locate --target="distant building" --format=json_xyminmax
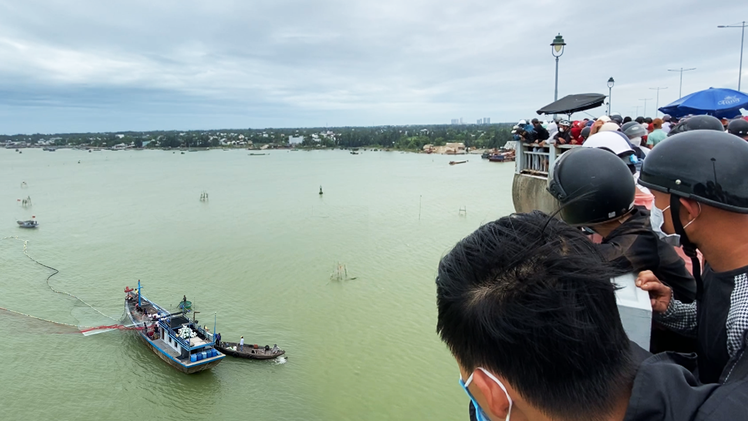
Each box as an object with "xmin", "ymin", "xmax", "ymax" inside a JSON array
[
  {"xmin": 451, "ymin": 119, "xmax": 459, "ymax": 125},
  {"xmin": 288, "ymin": 136, "xmax": 304, "ymax": 145},
  {"xmin": 476, "ymin": 119, "xmax": 483, "ymax": 125},
  {"xmin": 484, "ymin": 117, "xmax": 491, "ymax": 124}
]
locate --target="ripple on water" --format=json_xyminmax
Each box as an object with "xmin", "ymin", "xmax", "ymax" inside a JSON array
[{"xmin": 0, "ymin": 150, "xmax": 515, "ymax": 420}]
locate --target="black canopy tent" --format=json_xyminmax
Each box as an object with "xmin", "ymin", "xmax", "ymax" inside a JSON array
[{"xmin": 536, "ymin": 93, "xmax": 607, "ymax": 116}]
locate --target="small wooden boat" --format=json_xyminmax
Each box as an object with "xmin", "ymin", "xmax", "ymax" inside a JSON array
[
  {"xmin": 215, "ymin": 342, "xmax": 285, "ymax": 360},
  {"xmin": 350, "ymin": 151, "xmax": 359, "ymax": 155},
  {"xmin": 249, "ymin": 153, "xmax": 267, "ymax": 156},
  {"xmin": 124, "ymin": 282, "xmax": 224, "ymax": 374},
  {"xmin": 449, "ymin": 160, "xmax": 468, "ymax": 165},
  {"xmin": 17, "ymin": 220, "xmax": 38, "ymax": 228}
]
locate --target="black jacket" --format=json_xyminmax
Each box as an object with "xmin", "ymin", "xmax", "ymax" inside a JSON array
[
  {"xmin": 553, "ymin": 129, "xmax": 571, "ymax": 145},
  {"xmin": 625, "ymin": 347, "xmax": 748, "ymax": 420},
  {"xmin": 533, "ymin": 125, "xmax": 549, "ymax": 141},
  {"xmin": 468, "ymin": 341, "xmax": 748, "ymax": 421},
  {"xmin": 597, "ymin": 207, "xmax": 698, "ymax": 354},
  {"xmin": 597, "ymin": 207, "xmax": 697, "ymax": 303}
]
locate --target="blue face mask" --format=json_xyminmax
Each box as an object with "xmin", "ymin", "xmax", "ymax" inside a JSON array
[{"xmin": 459, "ymin": 368, "xmax": 513, "ymax": 421}]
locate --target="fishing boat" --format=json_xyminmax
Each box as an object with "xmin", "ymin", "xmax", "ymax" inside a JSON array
[
  {"xmin": 124, "ymin": 282, "xmax": 224, "ymax": 374},
  {"xmin": 489, "ymin": 153, "xmax": 515, "ymax": 162},
  {"xmin": 215, "ymin": 342, "xmax": 285, "ymax": 360},
  {"xmin": 17, "ymin": 219, "xmax": 38, "ymax": 228},
  {"xmin": 449, "ymin": 160, "xmax": 468, "ymax": 165},
  {"xmin": 249, "ymin": 153, "xmax": 267, "ymax": 156}
]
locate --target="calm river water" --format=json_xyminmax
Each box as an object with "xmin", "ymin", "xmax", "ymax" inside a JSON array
[{"xmin": 0, "ymin": 148, "xmax": 515, "ymax": 420}]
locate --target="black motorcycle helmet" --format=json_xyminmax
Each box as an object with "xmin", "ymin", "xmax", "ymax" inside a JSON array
[
  {"xmin": 621, "ymin": 121, "xmax": 647, "ymax": 139},
  {"xmin": 580, "ymin": 126, "xmax": 591, "ymax": 141},
  {"xmin": 727, "ymin": 118, "xmax": 748, "ymax": 137},
  {"xmin": 639, "ymin": 130, "xmax": 748, "ymax": 213},
  {"xmin": 667, "ymin": 115, "xmax": 724, "ymax": 137},
  {"xmin": 548, "ymin": 148, "xmax": 636, "ymax": 226}
]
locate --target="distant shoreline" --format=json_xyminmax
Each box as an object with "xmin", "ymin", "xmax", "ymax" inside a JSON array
[{"xmin": 2, "ymin": 144, "xmax": 497, "ymax": 157}]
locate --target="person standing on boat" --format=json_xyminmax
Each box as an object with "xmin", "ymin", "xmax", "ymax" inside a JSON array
[
  {"xmin": 636, "ymin": 130, "xmax": 748, "ymax": 384},
  {"xmin": 548, "ymin": 147, "xmax": 697, "ymax": 353},
  {"xmin": 239, "ymin": 336, "xmax": 244, "ymax": 351},
  {"xmin": 215, "ymin": 332, "xmax": 221, "ymax": 347}
]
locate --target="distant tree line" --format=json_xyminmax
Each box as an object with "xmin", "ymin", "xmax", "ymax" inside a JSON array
[{"xmin": 0, "ymin": 124, "xmax": 514, "ymax": 150}]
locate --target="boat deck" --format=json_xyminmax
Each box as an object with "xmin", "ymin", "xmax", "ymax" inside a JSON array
[
  {"xmin": 152, "ymin": 338, "xmax": 182, "ymax": 359},
  {"xmin": 188, "ymin": 337, "xmax": 209, "ymax": 347}
]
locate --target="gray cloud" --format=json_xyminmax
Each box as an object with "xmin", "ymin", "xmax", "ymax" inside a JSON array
[{"xmin": 0, "ymin": 0, "xmax": 746, "ymax": 133}]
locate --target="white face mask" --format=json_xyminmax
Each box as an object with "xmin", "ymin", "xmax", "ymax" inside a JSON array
[
  {"xmin": 650, "ymin": 204, "xmax": 697, "ymax": 247},
  {"xmin": 559, "ymin": 128, "xmax": 565, "ymax": 132}
]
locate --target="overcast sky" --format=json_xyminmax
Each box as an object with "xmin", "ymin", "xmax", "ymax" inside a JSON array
[{"xmin": 0, "ymin": 0, "xmax": 747, "ymax": 134}]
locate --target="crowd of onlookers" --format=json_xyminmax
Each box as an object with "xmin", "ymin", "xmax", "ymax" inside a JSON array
[
  {"xmin": 439, "ymin": 111, "xmax": 748, "ymax": 421},
  {"xmin": 511, "ymin": 113, "xmax": 748, "ymax": 149}
]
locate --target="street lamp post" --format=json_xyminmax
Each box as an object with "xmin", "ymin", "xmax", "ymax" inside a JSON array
[
  {"xmin": 718, "ymin": 21, "xmax": 747, "ymax": 91},
  {"xmin": 550, "ymin": 33, "xmax": 566, "ymax": 120},
  {"xmin": 649, "ymin": 87, "xmax": 668, "ymax": 117},
  {"xmin": 607, "ymin": 77, "xmax": 615, "ymax": 116},
  {"xmin": 667, "ymin": 68, "xmax": 696, "ymax": 98},
  {"xmin": 639, "ymin": 98, "xmax": 653, "ymax": 117}
]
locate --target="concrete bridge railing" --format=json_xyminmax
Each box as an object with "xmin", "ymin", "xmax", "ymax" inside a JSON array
[{"xmin": 512, "ymin": 143, "xmax": 580, "ymax": 213}]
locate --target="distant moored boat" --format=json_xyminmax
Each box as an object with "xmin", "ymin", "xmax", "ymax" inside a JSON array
[{"xmin": 17, "ymin": 219, "xmax": 38, "ymax": 228}]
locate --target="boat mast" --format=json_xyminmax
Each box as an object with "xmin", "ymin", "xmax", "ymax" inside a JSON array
[
  {"xmin": 213, "ymin": 312, "xmax": 217, "ymax": 345},
  {"xmin": 138, "ymin": 280, "xmax": 141, "ymax": 308}
]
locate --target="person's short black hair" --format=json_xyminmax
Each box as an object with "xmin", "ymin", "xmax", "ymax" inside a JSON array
[
  {"xmin": 436, "ymin": 211, "xmax": 635, "ymax": 420},
  {"xmin": 531, "ymin": 118, "xmax": 539, "ymax": 124}
]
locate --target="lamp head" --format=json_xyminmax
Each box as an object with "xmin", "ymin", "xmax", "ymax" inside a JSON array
[
  {"xmin": 551, "ymin": 33, "xmax": 566, "ymax": 57},
  {"xmin": 607, "ymin": 77, "xmax": 615, "ymax": 88}
]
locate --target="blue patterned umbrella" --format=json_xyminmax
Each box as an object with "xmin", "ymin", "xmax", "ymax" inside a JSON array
[{"xmin": 659, "ymin": 87, "xmax": 748, "ymax": 118}]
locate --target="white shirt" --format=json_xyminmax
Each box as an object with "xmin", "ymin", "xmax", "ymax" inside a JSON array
[
  {"xmin": 661, "ymin": 122, "xmax": 671, "ymax": 134},
  {"xmin": 546, "ymin": 122, "xmax": 558, "ymax": 139},
  {"xmin": 239, "ymin": 338, "xmax": 244, "ymax": 345}
]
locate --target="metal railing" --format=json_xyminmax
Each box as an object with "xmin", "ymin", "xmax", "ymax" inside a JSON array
[
  {"xmin": 157, "ymin": 320, "xmax": 216, "ymax": 351},
  {"xmin": 515, "ymin": 143, "xmax": 579, "ymax": 179},
  {"xmin": 160, "ymin": 320, "xmax": 192, "ymax": 350}
]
